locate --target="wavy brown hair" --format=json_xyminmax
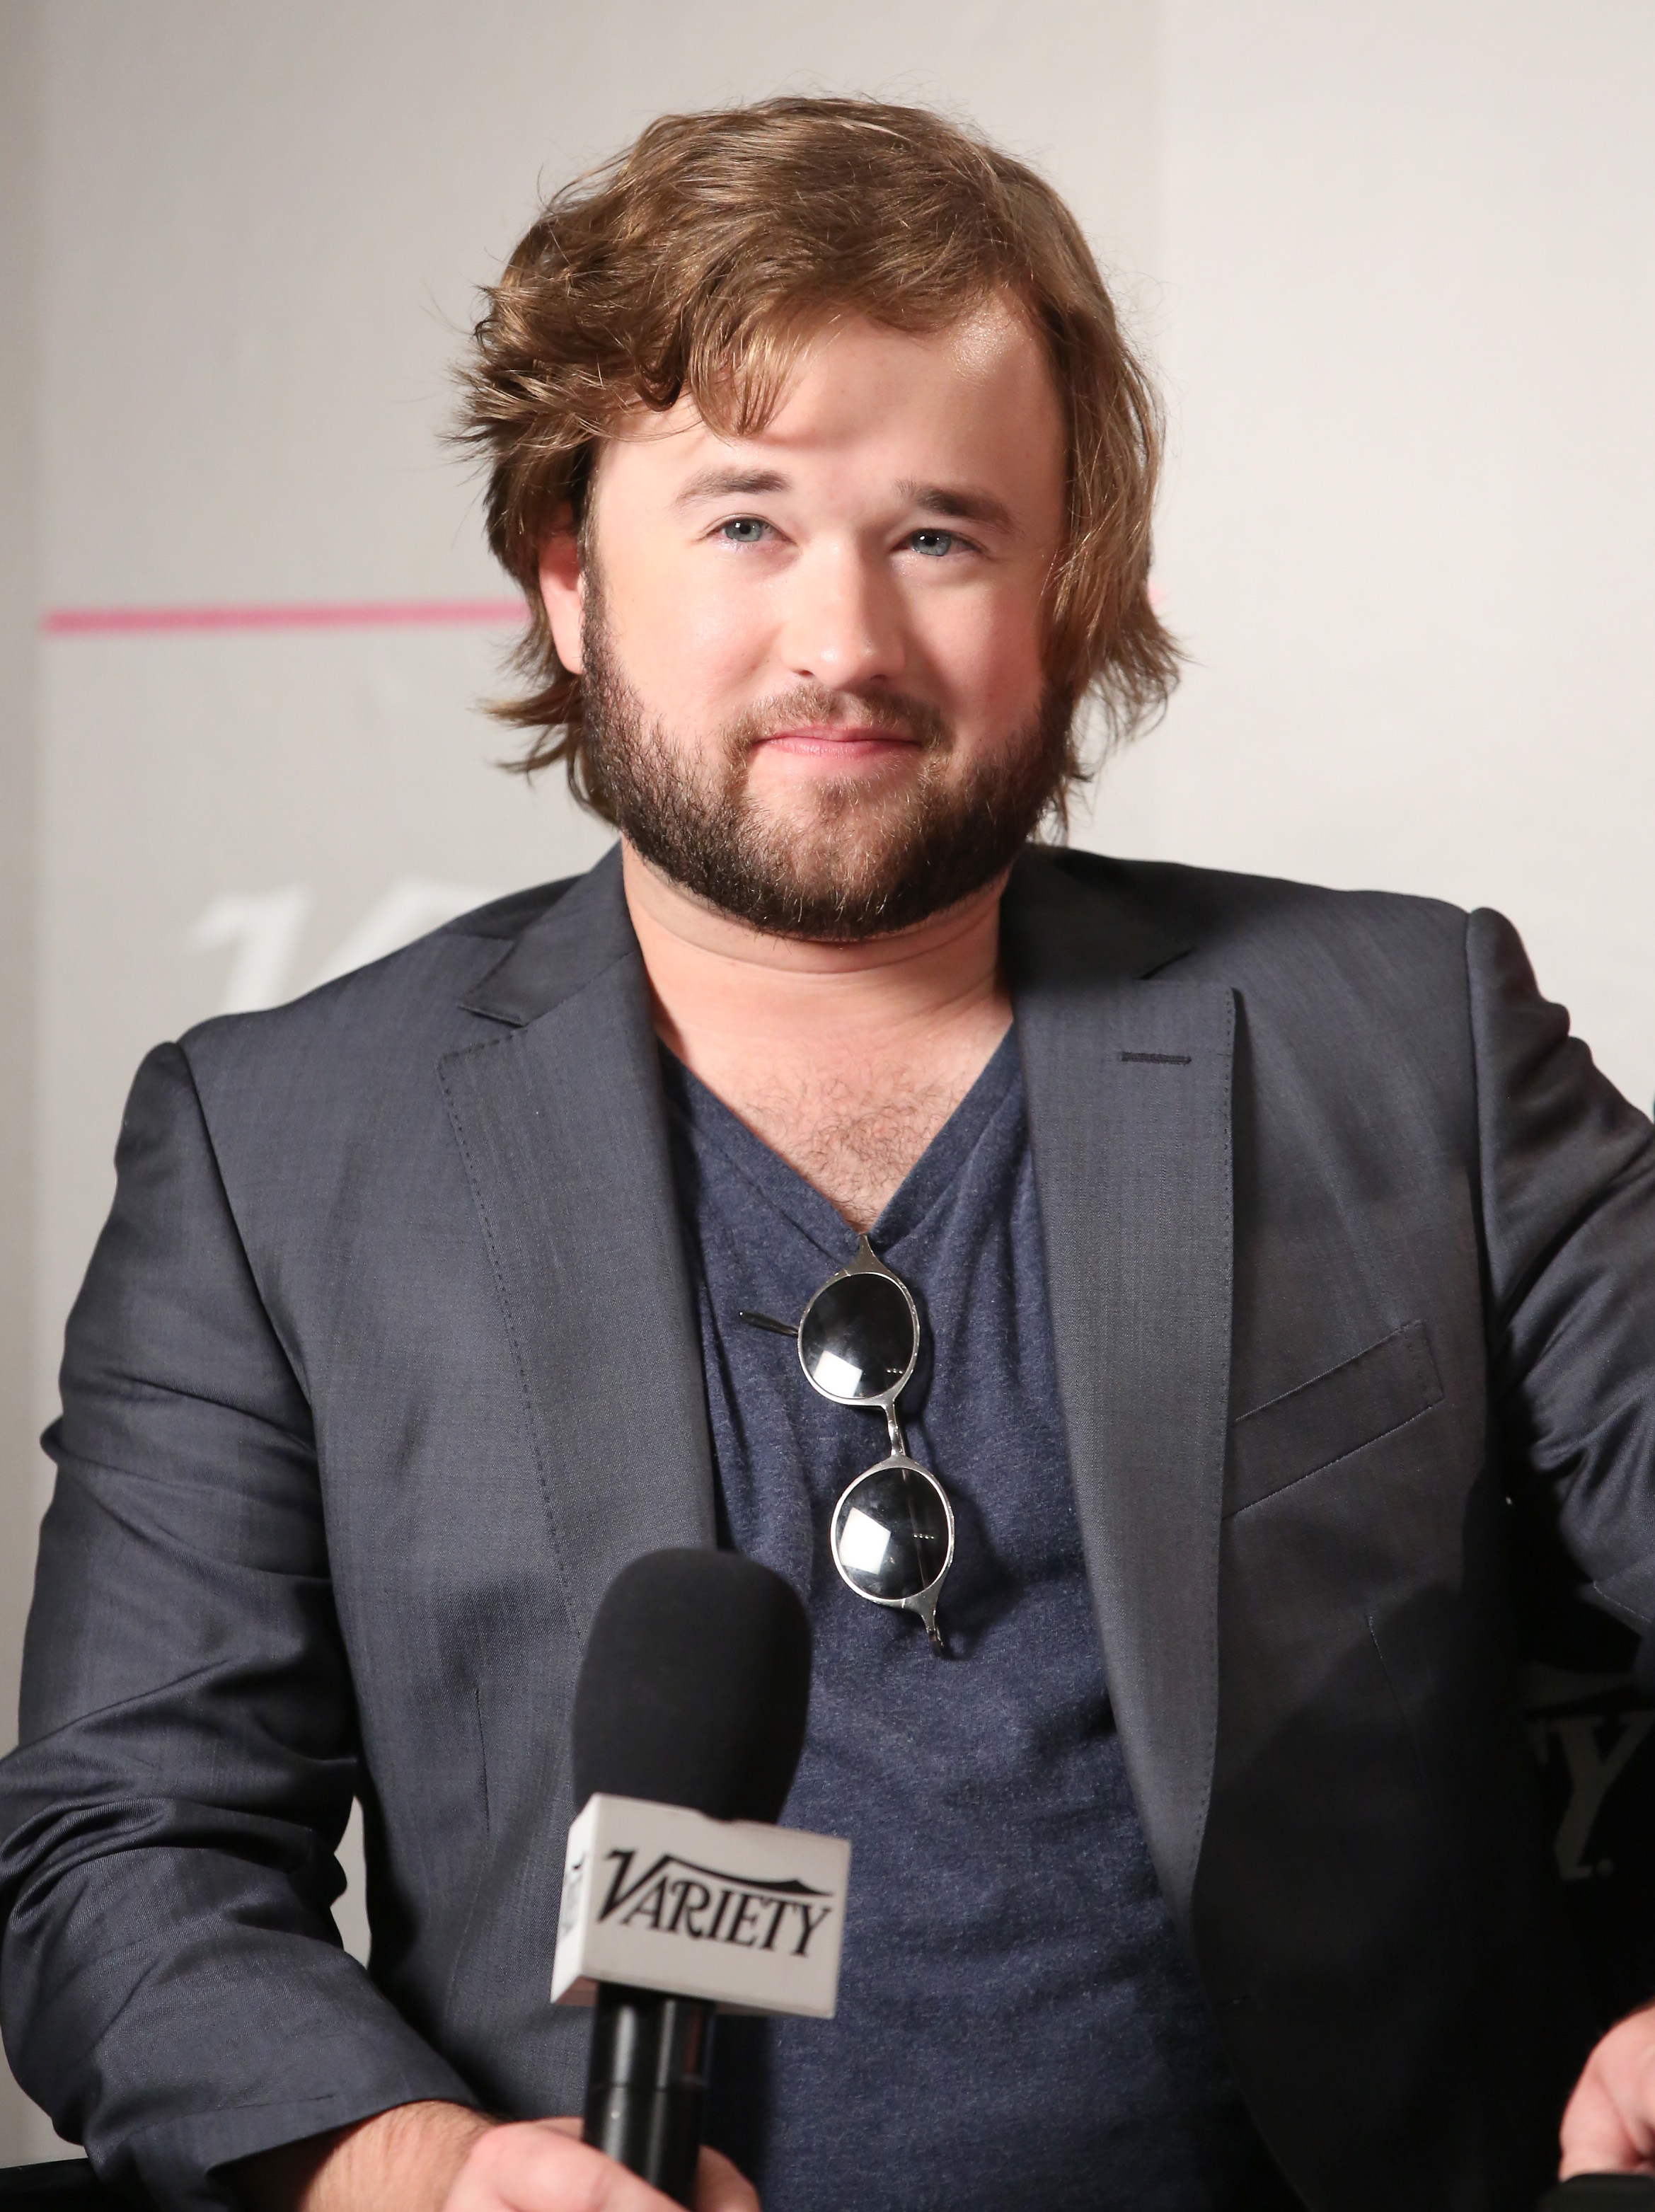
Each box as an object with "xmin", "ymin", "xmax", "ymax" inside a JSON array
[{"xmin": 456, "ymin": 96, "xmax": 1178, "ymax": 817}]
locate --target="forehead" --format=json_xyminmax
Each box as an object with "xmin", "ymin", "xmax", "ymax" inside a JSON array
[{"xmin": 598, "ymin": 300, "xmax": 1065, "ymax": 499}]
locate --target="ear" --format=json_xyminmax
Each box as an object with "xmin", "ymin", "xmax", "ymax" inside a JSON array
[{"xmin": 538, "ymin": 514, "xmax": 584, "ymax": 674}]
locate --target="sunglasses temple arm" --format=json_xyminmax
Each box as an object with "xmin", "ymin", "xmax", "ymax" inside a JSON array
[
  {"xmin": 911, "ymin": 1585, "xmax": 945, "ymax": 1652},
  {"xmin": 737, "ymin": 1308, "xmax": 799, "ymax": 1340}
]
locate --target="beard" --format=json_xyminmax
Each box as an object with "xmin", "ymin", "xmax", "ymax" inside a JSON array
[{"xmin": 578, "ymin": 592, "xmax": 1073, "ymax": 943}]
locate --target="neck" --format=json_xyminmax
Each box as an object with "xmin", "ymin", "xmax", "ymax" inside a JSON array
[
  {"xmin": 620, "ymin": 842, "xmax": 1011, "ymax": 1070},
  {"xmin": 621, "ymin": 843, "xmax": 1017, "ymax": 1230}
]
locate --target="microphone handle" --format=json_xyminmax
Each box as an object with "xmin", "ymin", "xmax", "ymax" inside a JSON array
[{"xmin": 583, "ymin": 1983, "xmax": 716, "ymax": 2206}]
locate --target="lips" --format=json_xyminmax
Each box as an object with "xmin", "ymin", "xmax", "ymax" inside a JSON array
[{"xmin": 754, "ymin": 725, "xmax": 922, "ymax": 754}]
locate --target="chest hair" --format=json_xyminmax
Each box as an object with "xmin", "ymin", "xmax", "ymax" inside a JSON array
[{"xmin": 728, "ymin": 1060, "xmax": 984, "ymax": 1232}]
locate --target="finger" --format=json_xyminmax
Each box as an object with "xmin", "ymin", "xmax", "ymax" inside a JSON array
[
  {"xmin": 694, "ymin": 2145, "xmax": 762, "ymax": 2211},
  {"xmin": 445, "ymin": 2118, "xmax": 684, "ymax": 2211},
  {"xmin": 1561, "ymin": 2016, "xmax": 1655, "ymax": 2179},
  {"xmin": 1561, "ymin": 2068, "xmax": 1648, "ymax": 2178}
]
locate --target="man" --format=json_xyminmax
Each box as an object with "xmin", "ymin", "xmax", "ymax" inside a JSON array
[{"xmin": 3, "ymin": 94, "xmax": 1655, "ymax": 2212}]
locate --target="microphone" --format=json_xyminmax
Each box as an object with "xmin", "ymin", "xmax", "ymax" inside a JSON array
[{"xmin": 558, "ymin": 1548, "xmax": 838, "ymax": 2208}]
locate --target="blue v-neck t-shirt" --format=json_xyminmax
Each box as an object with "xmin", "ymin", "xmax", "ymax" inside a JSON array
[{"xmin": 659, "ymin": 1030, "xmax": 1291, "ymax": 2211}]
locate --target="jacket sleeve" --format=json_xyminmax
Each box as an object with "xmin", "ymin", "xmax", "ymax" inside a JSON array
[
  {"xmin": 1468, "ymin": 909, "xmax": 1655, "ymax": 1627},
  {"xmin": 0, "ymin": 1043, "xmax": 481, "ymax": 2209}
]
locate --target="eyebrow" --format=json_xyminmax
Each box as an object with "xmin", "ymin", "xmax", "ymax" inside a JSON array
[
  {"xmin": 671, "ymin": 466, "xmax": 1020, "ymax": 535},
  {"xmin": 673, "ymin": 466, "xmax": 790, "ymax": 506},
  {"xmin": 897, "ymin": 480, "xmax": 1019, "ymax": 534}
]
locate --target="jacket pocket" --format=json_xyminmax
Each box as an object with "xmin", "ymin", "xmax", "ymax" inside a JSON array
[{"xmin": 1227, "ymin": 1320, "xmax": 1443, "ymax": 1516}]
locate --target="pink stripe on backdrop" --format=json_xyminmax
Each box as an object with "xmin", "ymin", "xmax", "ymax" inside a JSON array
[{"xmin": 40, "ymin": 598, "xmax": 527, "ymax": 638}]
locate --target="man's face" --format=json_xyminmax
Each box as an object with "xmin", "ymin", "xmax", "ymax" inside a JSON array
[{"xmin": 539, "ymin": 300, "xmax": 1070, "ymax": 939}]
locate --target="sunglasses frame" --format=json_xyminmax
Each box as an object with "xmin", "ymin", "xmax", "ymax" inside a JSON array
[
  {"xmin": 744, "ymin": 1235, "xmax": 955, "ymax": 1649},
  {"xmin": 828, "ymin": 1452, "xmax": 955, "ymax": 1644},
  {"xmin": 797, "ymin": 1234, "xmax": 920, "ymax": 1416}
]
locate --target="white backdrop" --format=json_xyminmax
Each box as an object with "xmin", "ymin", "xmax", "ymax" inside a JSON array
[{"xmin": 3, "ymin": 0, "xmax": 1652, "ymax": 2162}]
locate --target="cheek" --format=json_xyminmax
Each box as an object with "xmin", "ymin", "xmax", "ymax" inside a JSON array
[
  {"xmin": 918, "ymin": 585, "xmax": 1049, "ymax": 732},
  {"xmin": 606, "ymin": 552, "xmax": 774, "ymax": 713}
]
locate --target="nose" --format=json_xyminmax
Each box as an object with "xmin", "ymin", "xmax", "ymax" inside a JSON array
[{"xmin": 775, "ymin": 540, "xmax": 905, "ymax": 693}]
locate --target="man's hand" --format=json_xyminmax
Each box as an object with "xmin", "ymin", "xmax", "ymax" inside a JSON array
[
  {"xmin": 1562, "ymin": 2005, "xmax": 1655, "ymax": 2176},
  {"xmin": 446, "ymin": 2119, "xmax": 758, "ymax": 2211},
  {"xmin": 232, "ymin": 2099, "xmax": 759, "ymax": 2211}
]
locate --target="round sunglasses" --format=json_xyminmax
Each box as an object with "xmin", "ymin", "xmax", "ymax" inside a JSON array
[{"xmin": 740, "ymin": 1236, "xmax": 954, "ymax": 1651}]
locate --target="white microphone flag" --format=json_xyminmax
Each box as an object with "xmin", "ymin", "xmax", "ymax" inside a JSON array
[{"xmin": 552, "ymin": 1793, "xmax": 850, "ymax": 2019}]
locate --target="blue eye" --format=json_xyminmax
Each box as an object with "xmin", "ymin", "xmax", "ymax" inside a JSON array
[
  {"xmin": 909, "ymin": 529, "xmax": 957, "ymax": 558},
  {"xmin": 719, "ymin": 517, "xmax": 768, "ymax": 544}
]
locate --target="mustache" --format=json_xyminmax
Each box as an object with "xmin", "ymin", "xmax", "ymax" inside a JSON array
[{"xmin": 721, "ymin": 685, "xmax": 950, "ymax": 754}]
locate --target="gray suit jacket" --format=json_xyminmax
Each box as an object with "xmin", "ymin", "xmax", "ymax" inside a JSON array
[{"xmin": 4, "ymin": 846, "xmax": 1654, "ymax": 2211}]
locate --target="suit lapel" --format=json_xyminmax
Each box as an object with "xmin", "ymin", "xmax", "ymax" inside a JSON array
[
  {"xmin": 440, "ymin": 849, "xmax": 715, "ymax": 1646},
  {"xmin": 1005, "ymin": 853, "xmax": 1235, "ymax": 1935}
]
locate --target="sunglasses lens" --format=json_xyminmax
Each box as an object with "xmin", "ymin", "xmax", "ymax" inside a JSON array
[
  {"xmin": 800, "ymin": 1274, "xmax": 915, "ymax": 1402},
  {"xmin": 832, "ymin": 1465, "xmax": 951, "ymax": 1603}
]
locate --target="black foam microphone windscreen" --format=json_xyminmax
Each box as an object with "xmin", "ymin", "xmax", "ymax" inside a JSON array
[{"xmin": 571, "ymin": 1547, "xmax": 812, "ymax": 1824}]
